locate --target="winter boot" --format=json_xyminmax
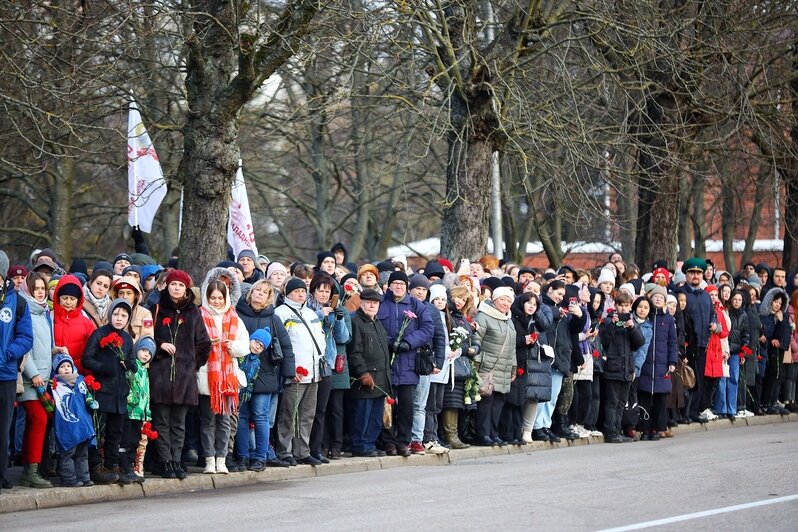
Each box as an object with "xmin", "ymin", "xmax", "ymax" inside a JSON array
[
  {"xmin": 90, "ymin": 465, "xmax": 120, "ymax": 485},
  {"xmin": 203, "ymin": 457, "xmax": 216, "ymax": 474},
  {"xmin": 215, "ymin": 456, "xmax": 229, "ymax": 474},
  {"xmin": 133, "ymin": 440, "xmax": 147, "ymax": 479},
  {"xmin": 441, "ymin": 409, "xmax": 470, "ymax": 449},
  {"xmin": 20, "ymin": 463, "xmax": 53, "ymax": 489}
]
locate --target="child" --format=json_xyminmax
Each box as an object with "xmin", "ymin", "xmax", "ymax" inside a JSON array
[
  {"xmin": 124, "ymin": 336, "xmax": 155, "ymax": 482},
  {"xmin": 51, "ymin": 354, "xmax": 98, "ymax": 487},
  {"xmin": 81, "ymin": 298, "xmax": 137, "ymax": 484}
]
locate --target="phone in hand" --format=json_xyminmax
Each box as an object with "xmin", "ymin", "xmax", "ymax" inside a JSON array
[
  {"xmin": 569, "ymin": 297, "xmax": 578, "ymax": 306},
  {"xmin": 330, "ymin": 294, "xmax": 339, "ymax": 308}
]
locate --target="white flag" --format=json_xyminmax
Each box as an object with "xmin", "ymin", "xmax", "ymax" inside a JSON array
[
  {"xmin": 127, "ymin": 99, "xmax": 167, "ymax": 233},
  {"xmin": 228, "ymin": 161, "xmax": 258, "ymax": 257}
]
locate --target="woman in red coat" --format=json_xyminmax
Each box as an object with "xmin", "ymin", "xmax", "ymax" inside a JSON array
[
  {"xmin": 52, "ymin": 275, "xmax": 96, "ymax": 373},
  {"xmin": 700, "ymin": 285, "xmax": 729, "ymax": 421}
]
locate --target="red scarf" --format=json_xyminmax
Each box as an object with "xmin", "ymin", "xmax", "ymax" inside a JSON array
[{"xmin": 201, "ymin": 306, "xmax": 240, "ymax": 415}]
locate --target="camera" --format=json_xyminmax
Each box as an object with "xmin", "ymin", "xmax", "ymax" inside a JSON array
[{"xmin": 618, "ymin": 312, "xmax": 631, "ymax": 322}]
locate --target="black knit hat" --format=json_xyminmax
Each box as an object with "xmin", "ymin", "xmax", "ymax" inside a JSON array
[
  {"xmin": 409, "ymin": 274, "xmax": 430, "ymax": 290},
  {"xmin": 423, "ymin": 261, "xmax": 445, "ymax": 280},
  {"xmin": 316, "ymin": 251, "xmax": 336, "ymax": 268},
  {"xmin": 482, "ymin": 277, "xmax": 503, "ymax": 292},
  {"xmin": 57, "ymin": 283, "xmax": 82, "ymax": 300},
  {"xmin": 388, "ymin": 271, "xmax": 409, "ymax": 286},
  {"xmin": 284, "ymin": 277, "xmax": 307, "ymax": 295}
]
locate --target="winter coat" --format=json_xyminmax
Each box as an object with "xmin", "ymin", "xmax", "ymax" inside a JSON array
[
  {"xmin": 638, "ymin": 309, "xmax": 678, "ymax": 395},
  {"xmin": 20, "ymin": 291, "xmax": 53, "ymax": 401},
  {"xmin": 741, "ymin": 304, "xmax": 762, "ymax": 386},
  {"xmin": 51, "ymin": 355, "xmax": 95, "ymax": 453},
  {"xmin": 574, "ymin": 314, "xmax": 595, "ymax": 382},
  {"xmin": 442, "ymin": 308, "xmax": 480, "ymax": 409},
  {"xmin": 150, "ymin": 288, "xmax": 212, "ymax": 406},
  {"xmin": 306, "ymin": 297, "xmax": 350, "ymax": 379},
  {"xmin": 599, "ymin": 313, "xmax": 645, "ymax": 382},
  {"xmin": 377, "ymin": 289, "xmax": 434, "ymax": 386},
  {"xmin": 242, "ymin": 268, "xmax": 264, "ymax": 286},
  {"xmin": 727, "ymin": 306, "xmax": 750, "ymax": 356},
  {"xmin": 330, "ymin": 310, "xmax": 353, "ymax": 390},
  {"xmin": 52, "ymin": 275, "xmax": 96, "ymax": 374},
  {"xmin": 110, "ymin": 276, "xmax": 154, "ymax": 341},
  {"xmin": 789, "ymin": 306, "xmax": 798, "ymax": 364},
  {"xmin": 426, "ymin": 301, "xmax": 448, "ymax": 372},
  {"xmin": 81, "ymin": 310, "xmax": 137, "ymax": 415},
  {"xmin": 510, "ymin": 300, "xmax": 552, "ymax": 404},
  {"xmin": 0, "ymin": 287, "xmax": 32, "ymax": 383},
  {"xmin": 508, "ymin": 303, "xmax": 533, "ymax": 406},
  {"xmin": 705, "ymin": 304, "xmax": 730, "ymax": 378},
  {"xmin": 541, "ymin": 293, "xmax": 587, "ymax": 375},
  {"xmin": 347, "ymin": 309, "xmax": 392, "ymax": 400},
  {"xmin": 682, "ymin": 285, "xmax": 713, "ymax": 349},
  {"xmin": 275, "ymin": 298, "xmax": 326, "ymax": 383},
  {"xmin": 235, "ymin": 299, "xmax": 295, "ymax": 394},
  {"xmin": 633, "ymin": 318, "xmax": 653, "ymax": 377},
  {"xmin": 474, "ymin": 300, "xmax": 517, "ymax": 394},
  {"xmin": 127, "ymin": 359, "xmax": 151, "ymax": 421}
]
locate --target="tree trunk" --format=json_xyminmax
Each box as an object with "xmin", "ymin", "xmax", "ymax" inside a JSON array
[
  {"xmin": 439, "ymin": 93, "xmax": 493, "ymax": 261},
  {"xmin": 692, "ymin": 177, "xmax": 706, "ymax": 257},
  {"xmin": 51, "ymin": 156, "xmax": 74, "ymax": 264},
  {"xmin": 721, "ymin": 175, "xmax": 736, "ymax": 274},
  {"xmin": 677, "ymin": 175, "xmax": 693, "ymax": 260}
]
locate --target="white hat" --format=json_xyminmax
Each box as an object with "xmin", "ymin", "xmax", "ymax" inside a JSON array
[
  {"xmin": 618, "ymin": 283, "xmax": 636, "ymax": 296},
  {"xmin": 492, "ymin": 286, "xmax": 515, "ymax": 303},
  {"xmin": 429, "ymin": 284, "xmax": 447, "ymax": 302},
  {"xmin": 597, "ymin": 268, "xmax": 616, "ymax": 287}
]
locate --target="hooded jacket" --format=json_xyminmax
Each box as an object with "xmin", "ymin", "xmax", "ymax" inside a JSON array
[
  {"xmin": 235, "ymin": 298, "xmax": 295, "ymax": 393},
  {"xmin": 275, "ymin": 297, "xmax": 326, "ymax": 384},
  {"xmin": 638, "ymin": 308, "xmax": 678, "ymax": 394},
  {"xmin": 53, "ymin": 275, "xmax": 96, "ymax": 373},
  {"xmin": 81, "ymin": 299, "xmax": 137, "ymax": 414},
  {"xmin": 51, "ymin": 354, "xmax": 95, "ymax": 452},
  {"xmin": 758, "ymin": 287, "xmax": 790, "ymax": 375},
  {"xmin": 599, "ymin": 310, "xmax": 645, "ymax": 382},
  {"xmin": 474, "ymin": 299, "xmax": 517, "ymax": 394},
  {"xmin": 19, "ymin": 290, "xmax": 53, "ymax": 401},
  {"xmin": 541, "ymin": 293, "xmax": 587, "ymax": 374},
  {"xmin": 110, "ymin": 276, "xmax": 154, "ymax": 341},
  {"xmin": 128, "ymin": 336, "xmax": 155, "ymax": 421},
  {"xmin": 0, "ymin": 285, "xmax": 33, "ymax": 382}
]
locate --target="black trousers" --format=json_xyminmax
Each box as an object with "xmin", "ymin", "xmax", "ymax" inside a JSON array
[
  {"xmin": 324, "ymin": 388, "xmax": 346, "ymax": 453},
  {"xmin": 309, "ymin": 376, "xmax": 333, "ymax": 456},
  {"xmin": 120, "ymin": 419, "xmax": 142, "ymax": 473},
  {"xmin": 701, "ymin": 377, "xmax": 718, "ymax": 412},
  {"xmin": 151, "ymin": 403, "xmax": 189, "ymax": 463},
  {"xmin": 498, "ymin": 402, "xmax": 522, "ymax": 441},
  {"xmin": 762, "ymin": 347, "xmax": 784, "ymax": 407},
  {"xmin": 0, "ymin": 381, "xmax": 16, "ymax": 484},
  {"xmin": 476, "ymin": 391, "xmax": 505, "ymax": 440},
  {"xmin": 638, "ymin": 391, "xmax": 668, "ymax": 433},
  {"xmin": 602, "ymin": 378, "xmax": 630, "ymax": 436},
  {"xmin": 88, "ymin": 411, "xmax": 125, "ymax": 470},
  {"xmin": 378, "ymin": 384, "xmax": 415, "ymax": 449}
]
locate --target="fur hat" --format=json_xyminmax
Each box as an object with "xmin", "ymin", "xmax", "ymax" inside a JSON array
[
  {"xmin": 359, "ymin": 288, "xmax": 382, "ymax": 302},
  {"xmin": 0, "ymin": 251, "xmax": 9, "ymax": 280},
  {"xmin": 358, "ymin": 264, "xmax": 379, "ymax": 280},
  {"xmin": 165, "ymin": 269, "xmax": 192, "ymax": 288}
]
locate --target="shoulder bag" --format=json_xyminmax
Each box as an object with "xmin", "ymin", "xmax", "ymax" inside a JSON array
[{"xmin": 287, "ymin": 306, "xmax": 329, "ymax": 376}]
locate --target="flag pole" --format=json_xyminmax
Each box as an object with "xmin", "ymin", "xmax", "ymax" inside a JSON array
[{"xmin": 178, "ymin": 188, "xmax": 184, "ymax": 239}]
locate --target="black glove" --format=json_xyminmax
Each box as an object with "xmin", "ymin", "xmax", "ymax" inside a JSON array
[
  {"xmin": 334, "ymin": 307, "xmax": 345, "ymax": 320},
  {"xmin": 396, "ymin": 340, "xmax": 411, "ymax": 353},
  {"xmin": 131, "ymin": 225, "xmax": 145, "ymax": 244}
]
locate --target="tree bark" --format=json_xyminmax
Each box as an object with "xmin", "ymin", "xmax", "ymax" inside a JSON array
[{"xmin": 51, "ymin": 156, "xmax": 74, "ymax": 264}]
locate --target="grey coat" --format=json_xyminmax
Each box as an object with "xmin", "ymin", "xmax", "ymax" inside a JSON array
[
  {"xmin": 474, "ymin": 301, "xmax": 517, "ymax": 394},
  {"xmin": 20, "ymin": 292, "xmax": 53, "ymax": 402}
]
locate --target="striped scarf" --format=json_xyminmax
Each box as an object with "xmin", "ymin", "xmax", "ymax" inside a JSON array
[{"xmin": 201, "ymin": 306, "xmax": 240, "ymax": 416}]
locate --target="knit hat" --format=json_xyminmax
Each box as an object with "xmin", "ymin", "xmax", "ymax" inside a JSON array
[
  {"xmin": 357, "ymin": 264, "xmax": 379, "ymax": 280},
  {"xmin": 652, "ymin": 267, "xmax": 671, "ymax": 284},
  {"xmin": 597, "ymin": 268, "xmax": 616, "ymax": 287},
  {"xmin": 340, "ymin": 273, "xmax": 356, "ymax": 286},
  {"xmin": 93, "ymin": 261, "xmax": 114, "ymax": 274},
  {"xmin": 52, "ymin": 354, "xmax": 75, "ymax": 376},
  {"xmin": 316, "ymin": 251, "xmax": 336, "ymax": 269},
  {"xmin": 266, "ymin": 262, "xmax": 288, "ymax": 279},
  {"xmin": 672, "ymin": 271, "xmax": 686, "ymax": 285},
  {"xmin": 165, "ymin": 269, "xmax": 192, "ymax": 288},
  {"xmin": 647, "ymin": 285, "xmax": 667, "ymax": 299},
  {"xmin": 492, "ymin": 286, "xmax": 515, "ymax": 303},
  {"xmin": 518, "ymin": 267, "xmax": 536, "ymax": 277},
  {"xmin": 257, "ymin": 255, "xmax": 270, "ymax": 265},
  {"xmin": 666, "ymin": 294, "xmax": 677, "ymax": 306},
  {"xmin": 359, "ymin": 288, "xmax": 382, "ymax": 302},
  {"xmin": 130, "ymin": 253, "xmax": 157, "ymax": 266},
  {"xmin": 376, "ymin": 261, "xmax": 395, "ymax": 273},
  {"xmin": 704, "ymin": 284, "xmax": 718, "ymax": 294},
  {"xmin": 424, "ymin": 261, "xmax": 445, "ymax": 280},
  {"xmin": 122, "ymin": 265, "xmax": 143, "ymax": 279},
  {"xmin": 284, "ymin": 277, "xmax": 306, "ymax": 296},
  {"xmin": 57, "ymin": 283, "xmax": 82, "ymax": 299},
  {"xmin": 438, "ymin": 258, "xmax": 454, "ymax": 272},
  {"xmin": 113, "ymin": 253, "xmax": 132, "ymax": 266},
  {"xmin": 618, "ymin": 283, "xmax": 636, "ymax": 296},
  {"xmin": 429, "ymin": 284, "xmax": 447, "ymax": 302},
  {"xmin": 69, "ymin": 259, "xmax": 88, "ymax": 276},
  {"xmin": 409, "ymin": 274, "xmax": 430, "ymax": 290},
  {"xmin": 482, "ymin": 277, "xmax": 504, "ymax": 292},
  {"xmin": 0, "ymin": 251, "xmax": 8, "ymax": 280},
  {"xmin": 37, "ymin": 248, "xmax": 58, "ymax": 262},
  {"xmin": 683, "ymin": 257, "xmax": 707, "ymax": 273},
  {"xmin": 217, "ymin": 260, "xmax": 245, "ymax": 275},
  {"xmin": 250, "ymin": 328, "xmax": 273, "ymax": 349},
  {"xmin": 388, "ymin": 271, "xmax": 409, "ymax": 286},
  {"xmin": 237, "ymin": 249, "xmax": 257, "ymax": 263},
  {"xmin": 133, "ymin": 336, "xmax": 156, "ymax": 363},
  {"xmin": 747, "ymin": 273, "xmax": 762, "ymax": 288},
  {"xmin": 8, "ymin": 264, "xmax": 26, "ymax": 279}
]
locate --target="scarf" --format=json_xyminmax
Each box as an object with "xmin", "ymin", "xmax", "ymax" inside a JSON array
[
  {"xmin": 19, "ymin": 282, "xmax": 49, "ymax": 311},
  {"xmin": 83, "ymin": 284, "xmax": 110, "ymax": 321},
  {"xmin": 201, "ymin": 306, "xmax": 240, "ymax": 416}
]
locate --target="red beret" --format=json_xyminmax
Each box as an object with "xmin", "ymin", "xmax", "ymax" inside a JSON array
[
  {"xmin": 652, "ymin": 267, "xmax": 671, "ymax": 283},
  {"xmin": 165, "ymin": 269, "xmax": 192, "ymax": 288},
  {"xmin": 9, "ymin": 265, "xmax": 27, "ymax": 278},
  {"xmin": 438, "ymin": 258, "xmax": 454, "ymax": 272}
]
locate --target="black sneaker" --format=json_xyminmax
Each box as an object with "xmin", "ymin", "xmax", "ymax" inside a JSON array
[
  {"xmin": 266, "ymin": 459, "xmax": 290, "ymax": 468},
  {"xmin": 531, "ymin": 429, "xmax": 550, "ymax": 442},
  {"xmin": 543, "ymin": 428, "xmax": 561, "ymax": 443},
  {"xmin": 606, "ymin": 434, "xmax": 624, "ymax": 444},
  {"xmin": 248, "ymin": 460, "xmax": 267, "ymax": 472},
  {"xmin": 299, "ymin": 455, "xmax": 323, "ymax": 466},
  {"xmin": 282, "ymin": 455, "xmax": 298, "ymax": 466},
  {"xmin": 310, "ymin": 452, "xmax": 330, "ymax": 464},
  {"xmin": 117, "ymin": 472, "xmax": 138, "ymax": 485}
]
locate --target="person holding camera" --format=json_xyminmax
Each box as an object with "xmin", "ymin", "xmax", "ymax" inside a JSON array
[{"xmin": 599, "ymin": 291, "xmax": 645, "ymax": 443}]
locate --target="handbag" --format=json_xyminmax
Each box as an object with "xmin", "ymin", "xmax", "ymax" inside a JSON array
[
  {"xmin": 268, "ymin": 337, "xmax": 284, "ymax": 365},
  {"xmin": 722, "ymin": 361, "xmax": 730, "ymax": 378},
  {"xmin": 677, "ymin": 359, "xmax": 696, "ymax": 389},
  {"xmin": 478, "ymin": 369, "xmax": 494, "ymax": 396},
  {"xmin": 453, "ymin": 356, "xmax": 473, "ymax": 380},
  {"xmin": 334, "ymin": 354, "xmax": 345, "ymax": 373},
  {"xmin": 414, "ymin": 344, "xmax": 435, "ymax": 375},
  {"xmin": 783, "ymin": 350, "xmax": 793, "ymax": 365}
]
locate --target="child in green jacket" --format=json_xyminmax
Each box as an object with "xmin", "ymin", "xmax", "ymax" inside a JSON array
[{"xmin": 124, "ymin": 336, "xmax": 155, "ymax": 481}]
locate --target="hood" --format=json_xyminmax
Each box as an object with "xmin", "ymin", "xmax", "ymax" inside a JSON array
[
  {"xmin": 201, "ymin": 267, "xmax": 241, "ymax": 314},
  {"xmin": 331, "ymin": 242, "xmax": 347, "ymax": 263},
  {"xmin": 760, "ymin": 287, "xmax": 788, "ymax": 317},
  {"xmin": 51, "ymin": 353, "xmax": 76, "ymax": 377},
  {"xmin": 588, "ymin": 288, "xmax": 605, "ymax": 321},
  {"xmin": 111, "ymin": 275, "xmax": 142, "ymax": 302},
  {"xmin": 133, "ymin": 336, "xmax": 156, "ymax": 358},
  {"xmin": 53, "ymin": 274, "xmax": 86, "ymax": 318},
  {"xmin": 19, "ymin": 286, "xmax": 48, "ymax": 315},
  {"xmin": 107, "ymin": 298, "xmax": 133, "ymax": 329},
  {"xmin": 140, "ymin": 264, "xmax": 163, "ymax": 282}
]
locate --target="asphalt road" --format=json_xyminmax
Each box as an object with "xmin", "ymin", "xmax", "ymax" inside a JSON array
[{"xmin": 4, "ymin": 423, "xmax": 797, "ymax": 531}]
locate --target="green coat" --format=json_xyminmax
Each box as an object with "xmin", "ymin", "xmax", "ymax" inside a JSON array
[
  {"xmin": 474, "ymin": 301, "xmax": 517, "ymax": 394},
  {"xmin": 127, "ymin": 359, "xmax": 151, "ymax": 421}
]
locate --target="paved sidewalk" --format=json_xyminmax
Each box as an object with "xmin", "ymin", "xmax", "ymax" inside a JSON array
[{"xmin": 1, "ymin": 413, "xmax": 794, "ymax": 514}]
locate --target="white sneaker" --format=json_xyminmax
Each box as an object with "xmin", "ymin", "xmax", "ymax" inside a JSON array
[
  {"xmin": 521, "ymin": 431, "xmax": 533, "ymax": 444},
  {"xmin": 700, "ymin": 408, "xmax": 718, "ymax": 421},
  {"xmin": 423, "ymin": 441, "xmax": 450, "ymax": 454},
  {"xmin": 571, "ymin": 425, "xmax": 591, "ymax": 438},
  {"xmin": 215, "ymin": 456, "xmax": 229, "ymax": 474},
  {"xmin": 203, "ymin": 457, "xmax": 216, "ymax": 474},
  {"xmin": 743, "ymin": 409, "xmax": 755, "ymax": 418},
  {"xmin": 735, "ymin": 411, "xmax": 747, "ymax": 419},
  {"xmin": 589, "ymin": 429, "xmax": 604, "ymax": 437}
]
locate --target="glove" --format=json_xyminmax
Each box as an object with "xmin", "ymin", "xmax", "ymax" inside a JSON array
[
  {"xmin": 131, "ymin": 225, "xmax": 145, "ymax": 244},
  {"xmin": 88, "ymin": 400, "xmax": 99, "ymax": 410},
  {"xmin": 334, "ymin": 307, "xmax": 345, "ymax": 320},
  {"xmin": 359, "ymin": 373, "xmax": 375, "ymax": 389},
  {"xmin": 397, "ymin": 340, "xmax": 411, "ymax": 352}
]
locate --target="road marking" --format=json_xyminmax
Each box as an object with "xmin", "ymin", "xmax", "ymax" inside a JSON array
[{"xmin": 598, "ymin": 494, "xmax": 798, "ymax": 531}]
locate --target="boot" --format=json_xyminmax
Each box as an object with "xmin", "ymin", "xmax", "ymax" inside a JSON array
[
  {"xmin": 203, "ymin": 457, "xmax": 216, "ymax": 474},
  {"xmin": 216, "ymin": 457, "xmax": 229, "ymax": 474},
  {"xmin": 133, "ymin": 443, "xmax": 146, "ymax": 479},
  {"xmin": 90, "ymin": 465, "xmax": 120, "ymax": 485},
  {"xmin": 441, "ymin": 409, "xmax": 470, "ymax": 449},
  {"xmin": 521, "ymin": 431, "xmax": 533, "ymax": 444},
  {"xmin": 20, "ymin": 463, "xmax": 53, "ymax": 489}
]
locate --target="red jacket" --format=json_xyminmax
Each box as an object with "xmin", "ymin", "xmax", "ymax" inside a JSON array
[
  {"xmin": 705, "ymin": 303, "xmax": 729, "ymax": 378},
  {"xmin": 53, "ymin": 275, "xmax": 96, "ymax": 373}
]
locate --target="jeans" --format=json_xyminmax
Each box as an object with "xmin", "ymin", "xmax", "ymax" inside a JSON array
[
  {"xmin": 350, "ymin": 396, "xmax": 385, "ymax": 453},
  {"xmin": 534, "ymin": 369, "xmax": 564, "ymax": 430},
  {"xmin": 411, "ymin": 375, "xmax": 431, "ymax": 442},
  {"xmin": 424, "ymin": 383, "xmax": 445, "ymax": 442},
  {"xmin": 58, "ymin": 441, "xmax": 89, "ymax": 486},
  {"xmin": 235, "ymin": 393, "xmax": 275, "ymax": 462},
  {"xmin": 715, "ymin": 354, "xmax": 740, "ymax": 415}
]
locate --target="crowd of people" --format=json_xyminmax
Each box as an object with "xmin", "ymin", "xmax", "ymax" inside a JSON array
[{"xmin": 0, "ymin": 237, "xmax": 796, "ymax": 491}]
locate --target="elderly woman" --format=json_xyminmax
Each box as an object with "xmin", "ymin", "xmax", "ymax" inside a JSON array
[{"xmin": 473, "ymin": 286, "xmax": 517, "ymax": 446}]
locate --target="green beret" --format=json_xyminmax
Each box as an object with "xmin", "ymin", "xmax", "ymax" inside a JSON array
[{"xmin": 683, "ymin": 257, "xmax": 707, "ymax": 273}]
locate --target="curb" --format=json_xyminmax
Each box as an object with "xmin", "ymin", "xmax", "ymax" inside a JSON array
[{"xmin": 1, "ymin": 413, "xmax": 794, "ymax": 514}]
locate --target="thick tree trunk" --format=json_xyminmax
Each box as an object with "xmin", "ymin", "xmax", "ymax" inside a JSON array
[
  {"xmin": 51, "ymin": 156, "xmax": 74, "ymax": 264},
  {"xmin": 783, "ymin": 171, "xmax": 798, "ymax": 268},
  {"xmin": 721, "ymin": 176, "xmax": 736, "ymax": 274},
  {"xmin": 439, "ymin": 111, "xmax": 493, "ymax": 261}
]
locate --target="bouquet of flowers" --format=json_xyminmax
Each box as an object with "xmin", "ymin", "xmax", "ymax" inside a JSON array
[
  {"xmin": 449, "ymin": 326, "xmax": 469, "ymax": 352},
  {"xmin": 391, "ymin": 310, "xmax": 417, "ymax": 365},
  {"xmin": 100, "ymin": 332, "xmax": 125, "ymax": 361},
  {"xmin": 463, "ymin": 360, "xmax": 481, "ymax": 405}
]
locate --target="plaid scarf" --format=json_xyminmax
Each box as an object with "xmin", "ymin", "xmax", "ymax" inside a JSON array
[{"xmin": 201, "ymin": 306, "xmax": 240, "ymax": 416}]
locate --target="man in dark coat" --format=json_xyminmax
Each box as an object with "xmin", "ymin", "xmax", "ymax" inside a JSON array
[
  {"xmin": 348, "ymin": 289, "xmax": 392, "ymax": 457},
  {"xmin": 680, "ymin": 257, "xmax": 714, "ymax": 422}
]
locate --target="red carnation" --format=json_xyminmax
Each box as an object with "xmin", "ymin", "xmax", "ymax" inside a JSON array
[
  {"xmin": 84, "ymin": 375, "xmax": 101, "ymax": 392},
  {"xmin": 386, "ymin": 397, "xmax": 396, "ymax": 405},
  {"xmin": 741, "ymin": 345, "xmax": 753, "ymax": 356},
  {"xmin": 530, "ymin": 332, "xmax": 539, "ymax": 343},
  {"xmin": 592, "ymin": 350, "xmax": 600, "ymax": 359},
  {"xmin": 517, "ymin": 368, "xmax": 525, "ymax": 376},
  {"xmin": 52, "ymin": 380, "xmax": 57, "ymax": 390},
  {"xmin": 296, "ymin": 366, "xmax": 309, "ymax": 377},
  {"xmin": 162, "ymin": 317, "xmax": 172, "ymax": 326},
  {"xmin": 757, "ymin": 355, "xmax": 763, "ymax": 361},
  {"xmin": 345, "ymin": 285, "xmax": 353, "ymax": 293},
  {"xmin": 664, "ymin": 373, "xmax": 671, "ymax": 380}
]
